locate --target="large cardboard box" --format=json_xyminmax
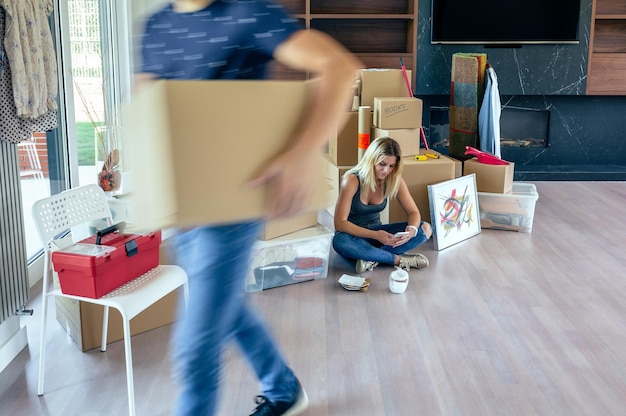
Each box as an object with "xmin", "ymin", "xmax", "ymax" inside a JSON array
[
  {"xmin": 321, "ymin": 154, "xmax": 354, "ymax": 217},
  {"xmin": 359, "ymin": 69, "xmax": 412, "ymax": 108},
  {"xmin": 373, "ymin": 127, "xmax": 421, "ymax": 156},
  {"xmin": 329, "ymin": 111, "xmax": 359, "ymax": 166},
  {"xmin": 125, "ymin": 80, "xmax": 328, "ymax": 231},
  {"xmin": 54, "ymin": 238, "xmax": 181, "ymax": 352},
  {"xmin": 452, "ymin": 156, "xmax": 463, "ymax": 178},
  {"xmin": 260, "ymin": 212, "xmax": 319, "ymax": 241},
  {"xmin": 321, "ymin": 153, "xmax": 389, "ymax": 224},
  {"xmin": 54, "ymin": 290, "xmax": 178, "ymax": 352},
  {"xmin": 373, "ymin": 97, "xmax": 422, "ymax": 129},
  {"xmin": 389, "ymin": 150, "xmax": 458, "ymax": 224},
  {"xmin": 463, "ymin": 158, "xmax": 515, "ymax": 193}
]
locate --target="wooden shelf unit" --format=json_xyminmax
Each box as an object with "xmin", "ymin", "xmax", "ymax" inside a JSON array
[
  {"xmin": 586, "ymin": 0, "xmax": 626, "ymax": 95},
  {"xmin": 269, "ymin": 0, "xmax": 418, "ymax": 84}
]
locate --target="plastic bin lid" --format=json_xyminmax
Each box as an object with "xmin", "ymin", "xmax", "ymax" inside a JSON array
[{"xmin": 57, "ymin": 243, "xmax": 116, "ymax": 257}]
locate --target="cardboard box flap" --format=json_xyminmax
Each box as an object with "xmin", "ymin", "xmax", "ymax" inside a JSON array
[{"xmin": 359, "ymin": 69, "xmax": 413, "ymax": 108}]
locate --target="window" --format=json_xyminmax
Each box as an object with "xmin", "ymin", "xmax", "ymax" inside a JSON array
[{"xmin": 19, "ymin": 0, "xmax": 132, "ymax": 270}]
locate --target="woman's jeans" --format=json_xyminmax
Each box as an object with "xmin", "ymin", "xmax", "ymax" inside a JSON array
[
  {"xmin": 332, "ymin": 221, "xmax": 430, "ymax": 265},
  {"xmin": 172, "ymin": 221, "xmax": 298, "ymax": 416}
]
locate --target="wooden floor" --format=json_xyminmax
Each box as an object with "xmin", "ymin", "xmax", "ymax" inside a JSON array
[{"xmin": 1, "ymin": 181, "xmax": 626, "ymax": 416}]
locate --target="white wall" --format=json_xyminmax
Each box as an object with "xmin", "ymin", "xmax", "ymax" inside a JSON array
[
  {"xmin": 0, "ymin": 317, "xmax": 28, "ymax": 374},
  {"xmin": 1, "ymin": 0, "xmax": 166, "ymax": 377}
]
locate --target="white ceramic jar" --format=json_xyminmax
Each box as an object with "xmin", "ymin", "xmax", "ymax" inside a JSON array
[{"xmin": 389, "ymin": 268, "xmax": 409, "ymax": 294}]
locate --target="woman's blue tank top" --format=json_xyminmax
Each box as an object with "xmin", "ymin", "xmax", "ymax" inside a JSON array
[{"xmin": 347, "ymin": 174, "xmax": 387, "ymax": 228}]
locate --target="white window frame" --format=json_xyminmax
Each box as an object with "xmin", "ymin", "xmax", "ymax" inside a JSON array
[
  {"xmin": 52, "ymin": 0, "xmax": 133, "ymax": 189},
  {"xmin": 29, "ymin": 0, "xmax": 133, "ymax": 287}
]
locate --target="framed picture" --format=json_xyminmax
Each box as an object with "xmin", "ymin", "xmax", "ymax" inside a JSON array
[{"xmin": 427, "ymin": 174, "xmax": 481, "ymax": 250}]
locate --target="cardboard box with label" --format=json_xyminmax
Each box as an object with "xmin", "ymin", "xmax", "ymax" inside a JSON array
[
  {"xmin": 359, "ymin": 69, "xmax": 412, "ymax": 108},
  {"xmin": 373, "ymin": 97, "xmax": 423, "ymax": 129},
  {"xmin": 373, "ymin": 127, "xmax": 421, "ymax": 156},
  {"xmin": 329, "ymin": 111, "xmax": 359, "ymax": 166},
  {"xmin": 389, "ymin": 150, "xmax": 459, "ymax": 224},
  {"xmin": 463, "ymin": 158, "xmax": 515, "ymax": 193},
  {"xmin": 124, "ymin": 79, "xmax": 328, "ymax": 231}
]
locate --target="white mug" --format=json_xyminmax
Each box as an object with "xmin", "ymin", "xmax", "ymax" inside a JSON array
[{"xmin": 389, "ymin": 268, "xmax": 409, "ymax": 294}]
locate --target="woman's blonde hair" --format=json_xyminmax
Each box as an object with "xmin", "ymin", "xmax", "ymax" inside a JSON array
[{"xmin": 346, "ymin": 136, "xmax": 404, "ymax": 200}]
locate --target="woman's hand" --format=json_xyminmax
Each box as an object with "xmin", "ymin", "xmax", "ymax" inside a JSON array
[
  {"xmin": 390, "ymin": 231, "xmax": 412, "ymax": 248},
  {"xmin": 375, "ymin": 230, "xmax": 410, "ymax": 248}
]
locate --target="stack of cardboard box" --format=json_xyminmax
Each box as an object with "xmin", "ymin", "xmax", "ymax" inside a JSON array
[
  {"xmin": 324, "ymin": 114, "xmax": 358, "ymax": 217},
  {"xmin": 372, "ymin": 96, "xmax": 422, "ymax": 157},
  {"xmin": 324, "ymin": 69, "xmax": 461, "ymax": 225}
]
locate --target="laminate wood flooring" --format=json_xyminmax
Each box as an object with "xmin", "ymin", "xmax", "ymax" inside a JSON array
[{"xmin": 1, "ymin": 181, "xmax": 625, "ymax": 416}]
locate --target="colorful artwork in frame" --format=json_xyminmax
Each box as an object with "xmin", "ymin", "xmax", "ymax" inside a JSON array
[{"xmin": 427, "ymin": 173, "xmax": 481, "ymax": 250}]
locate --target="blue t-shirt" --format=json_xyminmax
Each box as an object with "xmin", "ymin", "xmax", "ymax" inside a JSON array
[{"xmin": 140, "ymin": 0, "xmax": 302, "ymax": 80}]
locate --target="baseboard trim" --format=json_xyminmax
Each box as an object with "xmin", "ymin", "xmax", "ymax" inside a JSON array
[
  {"xmin": 514, "ymin": 165, "xmax": 626, "ymax": 181},
  {"xmin": 0, "ymin": 318, "xmax": 28, "ymax": 374}
]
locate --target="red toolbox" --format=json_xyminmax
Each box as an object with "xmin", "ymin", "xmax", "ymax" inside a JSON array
[{"xmin": 52, "ymin": 223, "xmax": 162, "ymax": 298}]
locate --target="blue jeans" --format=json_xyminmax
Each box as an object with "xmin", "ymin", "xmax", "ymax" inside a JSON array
[
  {"xmin": 172, "ymin": 220, "xmax": 298, "ymax": 416},
  {"xmin": 332, "ymin": 221, "xmax": 430, "ymax": 265}
]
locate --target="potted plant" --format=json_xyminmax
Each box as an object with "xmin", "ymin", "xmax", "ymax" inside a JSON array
[
  {"xmin": 75, "ymin": 79, "xmax": 121, "ymax": 192},
  {"xmin": 95, "ymin": 126, "xmax": 121, "ymax": 192}
]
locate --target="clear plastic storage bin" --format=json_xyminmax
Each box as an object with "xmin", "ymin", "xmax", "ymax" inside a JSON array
[
  {"xmin": 245, "ymin": 225, "xmax": 333, "ymax": 292},
  {"xmin": 477, "ymin": 183, "xmax": 539, "ymax": 233}
]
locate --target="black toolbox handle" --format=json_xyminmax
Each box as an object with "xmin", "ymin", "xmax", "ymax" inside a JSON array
[{"xmin": 95, "ymin": 222, "xmax": 126, "ymax": 245}]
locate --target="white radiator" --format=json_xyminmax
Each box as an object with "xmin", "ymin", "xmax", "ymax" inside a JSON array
[{"xmin": 0, "ymin": 141, "xmax": 30, "ymax": 324}]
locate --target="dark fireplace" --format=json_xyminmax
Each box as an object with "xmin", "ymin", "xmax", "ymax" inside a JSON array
[{"xmin": 427, "ymin": 106, "xmax": 550, "ymax": 150}]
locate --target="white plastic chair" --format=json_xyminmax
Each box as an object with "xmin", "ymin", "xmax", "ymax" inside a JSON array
[{"xmin": 32, "ymin": 184, "xmax": 188, "ymax": 416}]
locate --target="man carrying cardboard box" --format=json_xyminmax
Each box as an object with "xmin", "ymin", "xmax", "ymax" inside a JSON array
[{"xmin": 137, "ymin": 1, "xmax": 360, "ymax": 416}]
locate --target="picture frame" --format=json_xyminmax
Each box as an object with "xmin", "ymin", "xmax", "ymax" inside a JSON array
[{"xmin": 427, "ymin": 173, "xmax": 481, "ymax": 250}]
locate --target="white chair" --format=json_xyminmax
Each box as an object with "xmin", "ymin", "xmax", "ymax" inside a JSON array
[{"xmin": 32, "ymin": 184, "xmax": 188, "ymax": 416}]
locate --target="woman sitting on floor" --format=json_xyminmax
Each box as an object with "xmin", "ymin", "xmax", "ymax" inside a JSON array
[{"xmin": 332, "ymin": 136, "xmax": 432, "ymax": 273}]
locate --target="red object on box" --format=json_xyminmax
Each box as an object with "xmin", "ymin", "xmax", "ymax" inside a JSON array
[
  {"xmin": 52, "ymin": 229, "xmax": 162, "ymax": 298},
  {"xmin": 464, "ymin": 146, "xmax": 509, "ymax": 165}
]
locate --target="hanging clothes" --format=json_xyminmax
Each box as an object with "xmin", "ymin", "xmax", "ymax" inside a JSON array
[
  {"xmin": 449, "ymin": 53, "xmax": 487, "ymax": 158},
  {"xmin": 1, "ymin": 0, "xmax": 58, "ymax": 120},
  {"xmin": 0, "ymin": 39, "xmax": 4, "ymax": 77},
  {"xmin": 0, "ymin": 6, "xmax": 57, "ymax": 143},
  {"xmin": 478, "ymin": 64, "xmax": 502, "ymax": 158}
]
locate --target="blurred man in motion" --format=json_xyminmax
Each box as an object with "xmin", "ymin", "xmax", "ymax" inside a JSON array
[{"xmin": 137, "ymin": 1, "xmax": 360, "ymax": 415}]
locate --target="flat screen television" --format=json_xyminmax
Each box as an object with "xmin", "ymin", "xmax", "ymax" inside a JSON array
[{"xmin": 431, "ymin": 0, "xmax": 581, "ymax": 45}]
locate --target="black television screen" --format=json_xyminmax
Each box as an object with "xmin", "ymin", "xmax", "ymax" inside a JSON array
[{"xmin": 431, "ymin": 0, "xmax": 581, "ymax": 44}]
